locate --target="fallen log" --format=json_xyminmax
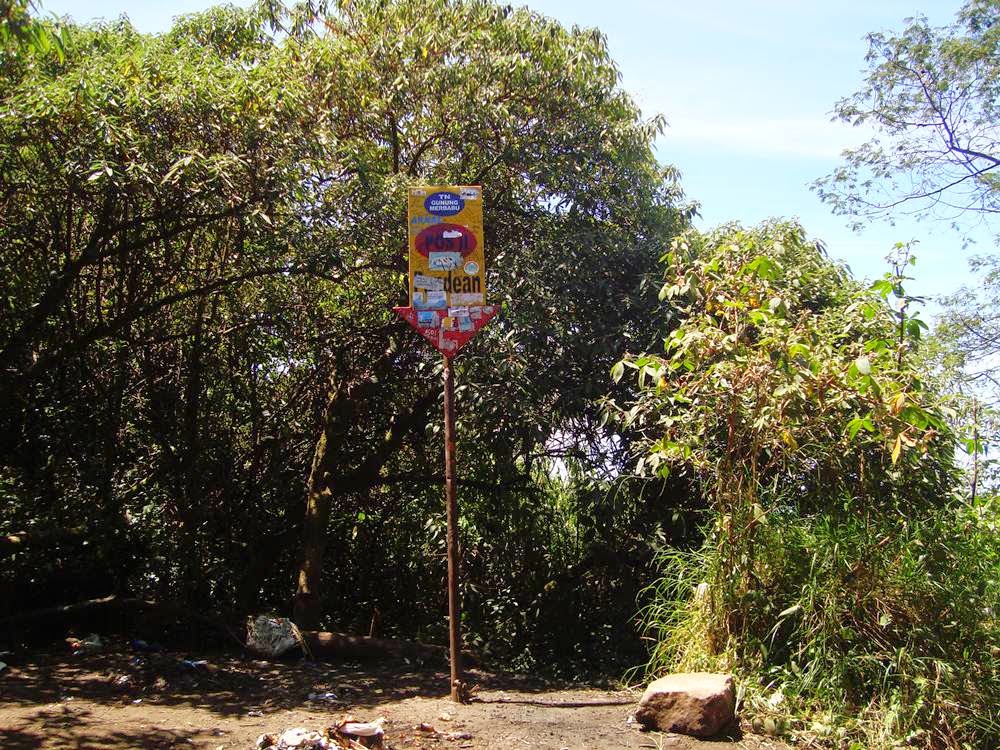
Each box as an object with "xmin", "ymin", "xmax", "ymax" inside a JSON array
[
  {"xmin": 299, "ymin": 629, "xmax": 479, "ymax": 666},
  {"xmin": 0, "ymin": 594, "xmax": 244, "ymax": 647},
  {"xmin": 1, "ymin": 596, "xmax": 479, "ymax": 665}
]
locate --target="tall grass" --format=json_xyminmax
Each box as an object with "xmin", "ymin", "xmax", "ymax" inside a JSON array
[{"xmin": 637, "ymin": 496, "xmax": 1000, "ymax": 749}]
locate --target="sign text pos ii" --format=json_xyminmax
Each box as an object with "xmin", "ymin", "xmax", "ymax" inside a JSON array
[{"xmin": 394, "ymin": 185, "xmax": 498, "ymax": 357}]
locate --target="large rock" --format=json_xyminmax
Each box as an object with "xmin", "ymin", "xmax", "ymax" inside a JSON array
[{"xmin": 634, "ymin": 672, "xmax": 735, "ymax": 737}]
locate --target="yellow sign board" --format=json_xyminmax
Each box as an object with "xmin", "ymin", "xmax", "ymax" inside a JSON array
[{"xmin": 407, "ymin": 186, "xmax": 485, "ymax": 310}]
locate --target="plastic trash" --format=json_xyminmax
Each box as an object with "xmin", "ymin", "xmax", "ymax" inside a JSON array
[
  {"xmin": 247, "ymin": 615, "xmax": 300, "ymax": 657},
  {"xmin": 335, "ymin": 717, "xmax": 386, "ymax": 748},
  {"xmin": 66, "ymin": 634, "xmax": 103, "ymax": 654},
  {"xmin": 276, "ymin": 728, "xmax": 330, "ymax": 749},
  {"xmin": 257, "ymin": 718, "xmax": 385, "ymax": 750},
  {"xmin": 306, "ymin": 692, "xmax": 339, "ymax": 703},
  {"xmin": 415, "ymin": 723, "xmax": 472, "ymax": 742},
  {"xmin": 338, "ymin": 719, "xmax": 384, "ymax": 737},
  {"xmin": 256, "ymin": 729, "xmax": 327, "ymax": 749}
]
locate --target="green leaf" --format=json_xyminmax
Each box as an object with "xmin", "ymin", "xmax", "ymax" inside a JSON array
[
  {"xmin": 746, "ymin": 255, "xmax": 780, "ymax": 281},
  {"xmin": 846, "ymin": 415, "xmax": 875, "ymax": 440},
  {"xmin": 905, "ymin": 317, "xmax": 927, "ymax": 340},
  {"xmin": 870, "ymin": 279, "xmax": 893, "ymax": 299}
]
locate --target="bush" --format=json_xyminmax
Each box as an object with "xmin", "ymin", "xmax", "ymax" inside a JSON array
[
  {"xmin": 639, "ymin": 499, "xmax": 999, "ymax": 748},
  {"xmin": 618, "ymin": 221, "xmax": 1000, "ymax": 748}
]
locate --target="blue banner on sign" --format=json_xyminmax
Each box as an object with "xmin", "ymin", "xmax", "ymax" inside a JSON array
[{"xmin": 425, "ymin": 191, "xmax": 464, "ymax": 217}]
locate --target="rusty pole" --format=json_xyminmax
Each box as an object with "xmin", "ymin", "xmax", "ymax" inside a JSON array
[{"xmin": 442, "ymin": 355, "xmax": 463, "ymax": 702}]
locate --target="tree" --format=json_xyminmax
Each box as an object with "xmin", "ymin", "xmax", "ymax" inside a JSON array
[
  {"xmin": 0, "ymin": 2, "xmax": 352, "ymax": 608},
  {"xmin": 814, "ymin": 0, "xmax": 1000, "ymax": 235},
  {"xmin": 612, "ymin": 221, "xmax": 954, "ymax": 530},
  {"xmin": 1, "ymin": 0, "xmax": 690, "ymax": 665},
  {"xmin": 288, "ymin": 0, "xmax": 689, "ymax": 627}
]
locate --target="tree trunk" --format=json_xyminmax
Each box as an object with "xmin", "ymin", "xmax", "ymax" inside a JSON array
[
  {"xmin": 292, "ymin": 362, "xmax": 436, "ymax": 629},
  {"xmin": 294, "ymin": 379, "xmax": 348, "ymax": 629}
]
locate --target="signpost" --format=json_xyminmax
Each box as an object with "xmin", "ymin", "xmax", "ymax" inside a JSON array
[
  {"xmin": 393, "ymin": 185, "xmax": 498, "ymax": 701},
  {"xmin": 395, "ymin": 185, "xmax": 498, "ymax": 357}
]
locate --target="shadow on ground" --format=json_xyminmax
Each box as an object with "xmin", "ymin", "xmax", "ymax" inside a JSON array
[
  {"xmin": 0, "ymin": 645, "xmax": 765, "ymax": 750},
  {"xmin": 0, "ymin": 645, "xmax": 620, "ymax": 716}
]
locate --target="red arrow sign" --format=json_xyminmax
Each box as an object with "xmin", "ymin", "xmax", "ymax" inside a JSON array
[{"xmin": 393, "ymin": 305, "xmax": 499, "ymax": 358}]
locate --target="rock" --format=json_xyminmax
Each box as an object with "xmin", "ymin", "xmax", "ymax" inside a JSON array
[{"xmin": 634, "ymin": 672, "xmax": 735, "ymax": 737}]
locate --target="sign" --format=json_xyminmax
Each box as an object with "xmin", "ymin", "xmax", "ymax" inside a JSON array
[
  {"xmin": 394, "ymin": 304, "xmax": 500, "ymax": 356},
  {"xmin": 394, "ymin": 185, "xmax": 498, "ymax": 357},
  {"xmin": 408, "ymin": 186, "xmax": 485, "ymax": 307}
]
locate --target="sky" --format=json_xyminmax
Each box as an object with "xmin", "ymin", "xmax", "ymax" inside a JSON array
[{"xmin": 39, "ymin": 0, "xmax": 996, "ymax": 317}]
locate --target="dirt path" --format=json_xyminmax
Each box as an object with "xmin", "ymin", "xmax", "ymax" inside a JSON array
[{"xmin": 0, "ymin": 646, "xmax": 788, "ymax": 750}]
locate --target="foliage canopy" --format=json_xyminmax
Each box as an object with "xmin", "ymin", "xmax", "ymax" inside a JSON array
[
  {"xmin": 815, "ymin": 0, "xmax": 1000, "ymax": 236},
  {"xmin": 0, "ymin": 0, "xmax": 686, "ymax": 675}
]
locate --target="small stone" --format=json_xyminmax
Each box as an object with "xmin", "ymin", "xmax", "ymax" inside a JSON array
[{"xmin": 634, "ymin": 672, "xmax": 735, "ymax": 738}]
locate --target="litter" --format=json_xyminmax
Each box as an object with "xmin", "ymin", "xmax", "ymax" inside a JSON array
[
  {"xmin": 335, "ymin": 716, "xmax": 386, "ymax": 748},
  {"xmin": 66, "ymin": 634, "xmax": 103, "ymax": 654},
  {"xmin": 337, "ymin": 717, "xmax": 385, "ymax": 738},
  {"xmin": 256, "ymin": 728, "xmax": 328, "ymax": 749},
  {"xmin": 277, "ymin": 728, "xmax": 329, "ymax": 749},
  {"xmin": 255, "ymin": 718, "xmax": 386, "ymax": 750},
  {"xmin": 247, "ymin": 615, "xmax": 307, "ymax": 658},
  {"xmin": 307, "ymin": 692, "xmax": 340, "ymax": 703},
  {"xmin": 415, "ymin": 723, "xmax": 472, "ymax": 742}
]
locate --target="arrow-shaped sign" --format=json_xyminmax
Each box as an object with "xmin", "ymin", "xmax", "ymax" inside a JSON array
[
  {"xmin": 394, "ymin": 185, "xmax": 498, "ymax": 357},
  {"xmin": 393, "ymin": 304, "xmax": 500, "ymax": 358}
]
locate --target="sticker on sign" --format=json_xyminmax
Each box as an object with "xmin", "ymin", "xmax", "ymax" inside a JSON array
[
  {"xmin": 429, "ymin": 252, "xmax": 462, "ymax": 270},
  {"xmin": 414, "ymin": 273, "xmax": 445, "ymax": 291}
]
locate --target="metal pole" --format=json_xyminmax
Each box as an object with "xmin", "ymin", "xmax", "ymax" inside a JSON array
[{"xmin": 442, "ymin": 355, "xmax": 463, "ymax": 701}]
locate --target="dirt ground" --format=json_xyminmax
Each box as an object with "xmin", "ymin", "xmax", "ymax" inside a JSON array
[{"xmin": 0, "ymin": 644, "xmax": 788, "ymax": 750}]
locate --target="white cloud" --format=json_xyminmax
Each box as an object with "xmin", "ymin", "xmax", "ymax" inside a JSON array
[{"xmin": 661, "ymin": 116, "xmax": 872, "ymax": 160}]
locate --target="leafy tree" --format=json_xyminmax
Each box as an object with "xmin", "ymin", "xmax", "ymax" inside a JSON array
[
  {"xmin": 0, "ymin": 1, "xmax": 352, "ymax": 609},
  {"xmin": 1, "ymin": 0, "xmax": 689, "ymax": 671},
  {"xmin": 921, "ymin": 254, "xmax": 1000, "ymax": 495},
  {"xmin": 613, "ymin": 222, "xmax": 952, "ymax": 514},
  {"xmin": 287, "ymin": 0, "xmax": 689, "ymax": 627},
  {"xmin": 814, "ymin": 0, "xmax": 999, "ymax": 235},
  {"xmin": 815, "ymin": 0, "xmax": 1000, "ymax": 500}
]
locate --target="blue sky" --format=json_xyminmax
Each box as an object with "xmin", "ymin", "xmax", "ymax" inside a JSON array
[{"xmin": 40, "ymin": 0, "xmax": 995, "ymax": 315}]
